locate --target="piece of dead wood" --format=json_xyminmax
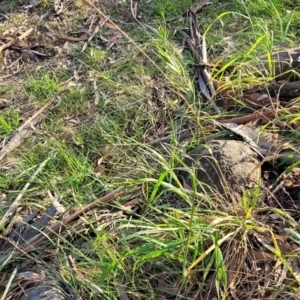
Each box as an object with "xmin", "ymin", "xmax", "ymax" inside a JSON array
[
  {"xmin": 147, "ymin": 104, "xmax": 300, "ymax": 146},
  {"xmin": 0, "ymin": 28, "xmax": 33, "ymax": 53},
  {"xmin": 177, "ymin": 29, "xmax": 219, "ymax": 113},
  {"xmin": 0, "ymin": 158, "xmax": 50, "ymax": 232},
  {"xmin": 0, "ymin": 130, "xmax": 31, "ymax": 162},
  {"xmin": 67, "ymin": 255, "xmax": 77, "ymax": 273},
  {"xmin": 0, "ymin": 88, "xmax": 67, "ymax": 162},
  {"xmin": 18, "ymin": 206, "xmax": 57, "ymax": 245},
  {"xmin": 178, "ymin": 11, "xmax": 220, "ymax": 114},
  {"xmin": 55, "ymin": 35, "xmax": 85, "ymax": 43},
  {"xmin": 168, "ymin": 0, "xmax": 210, "ymax": 22},
  {"xmin": 0, "ymin": 186, "xmax": 124, "ymax": 265},
  {"xmin": 219, "ymin": 104, "xmax": 300, "ymax": 125},
  {"xmin": 190, "ymin": 0, "xmax": 210, "ymax": 14},
  {"xmin": 26, "ymin": 186, "xmax": 123, "ymax": 246},
  {"xmin": 9, "ymin": 210, "xmax": 39, "ymax": 243}
]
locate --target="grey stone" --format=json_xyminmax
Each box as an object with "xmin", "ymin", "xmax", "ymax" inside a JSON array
[
  {"xmin": 18, "ymin": 279, "xmax": 79, "ymax": 300},
  {"xmin": 19, "ymin": 283, "xmax": 66, "ymax": 300},
  {"xmin": 181, "ymin": 140, "xmax": 260, "ymax": 198}
]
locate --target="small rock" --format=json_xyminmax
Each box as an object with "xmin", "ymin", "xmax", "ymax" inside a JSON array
[
  {"xmin": 19, "ymin": 284, "xmax": 66, "ymax": 300},
  {"xmin": 181, "ymin": 140, "xmax": 260, "ymax": 199},
  {"xmin": 18, "ymin": 278, "xmax": 80, "ymax": 300}
]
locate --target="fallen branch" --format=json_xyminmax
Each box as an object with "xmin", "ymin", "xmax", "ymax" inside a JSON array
[
  {"xmin": 219, "ymin": 104, "xmax": 300, "ymax": 125},
  {"xmin": 0, "ymin": 186, "xmax": 124, "ymax": 265},
  {"xmin": 147, "ymin": 104, "xmax": 300, "ymax": 146},
  {"xmin": 0, "ymin": 28, "xmax": 33, "ymax": 53},
  {"xmin": 190, "ymin": 0, "xmax": 210, "ymax": 14},
  {"xmin": 178, "ymin": 11, "xmax": 220, "ymax": 114}
]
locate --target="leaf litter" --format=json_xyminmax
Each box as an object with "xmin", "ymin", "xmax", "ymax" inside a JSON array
[{"xmin": 0, "ymin": 0, "xmax": 300, "ymax": 299}]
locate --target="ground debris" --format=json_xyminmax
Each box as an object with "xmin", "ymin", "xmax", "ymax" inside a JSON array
[
  {"xmin": 180, "ymin": 139, "xmax": 260, "ymax": 199},
  {"xmin": 283, "ymin": 168, "xmax": 300, "ymax": 189}
]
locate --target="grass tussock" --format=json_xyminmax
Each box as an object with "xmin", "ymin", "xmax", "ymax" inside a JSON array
[{"xmin": 0, "ymin": 0, "xmax": 300, "ymax": 299}]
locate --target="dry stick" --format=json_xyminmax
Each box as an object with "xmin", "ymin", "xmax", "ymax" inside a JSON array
[
  {"xmin": 18, "ymin": 88, "xmax": 67, "ymax": 132},
  {"xmin": 0, "ymin": 158, "xmax": 50, "ymax": 231},
  {"xmin": 8, "ymin": 210, "xmax": 39, "ymax": 241},
  {"xmin": 177, "ymin": 27, "xmax": 220, "ymax": 114},
  {"xmin": 0, "ymin": 187, "xmax": 124, "ymax": 265},
  {"xmin": 0, "ymin": 28, "xmax": 33, "ymax": 52},
  {"xmin": 54, "ymin": 35, "xmax": 85, "ymax": 43},
  {"xmin": 188, "ymin": 11, "xmax": 220, "ymax": 114},
  {"xmin": 218, "ymin": 110, "xmax": 277, "ymax": 125},
  {"xmin": 147, "ymin": 105, "xmax": 300, "ymax": 145},
  {"xmin": 21, "ymin": 187, "xmax": 124, "ymax": 251},
  {"xmin": 0, "ymin": 88, "xmax": 67, "ymax": 162},
  {"xmin": 201, "ymin": 34, "xmax": 216, "ymax": 97},
  {"xmin": 216, "ymin": 105, "xmax": 300, "ymax": 127},
  {"xmin": 168, "ymin": 0, "xmax": 210, "ymax": 22},
  {"xmin": 190, "ymin": 0, "xmax": 210, "ymax": 14},
  {"xmin": 130, "ymin": 0, "xmax": 159, "ymax": 36},
  {"xmin": 0, "ymin": 130, "xmax": 31, "ymax": 161}
]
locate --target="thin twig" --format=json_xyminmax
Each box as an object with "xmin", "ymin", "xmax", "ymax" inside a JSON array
[
  {"xmin": 0, "ymin": 87, "xmax": 67, "ymax": 162},
  {"xmin": 147, "ymin": 105, "xmax": 300, "ymax": 146},
  {"xmin": 178, "ymin": 27, "xmax": 220, "ymax": 114},
  {"xmin": 0, "ymin": 28, "xmax": 33, "ymax": 52},
  {"xmin": 19, "ymin": 88, "xmax": 67, "ymax": 132},
  {"xmin": 130, "ymin": 0, "xmax": 158, "ymax": 36},
  {"xmin": 188, "ymin": 11, "xmax": 220, "ymax": 114},
  {"xmin": 0, "ymin": 158, "xmax": 50, "ymax": 231},
  {"xmin": 0, "ymin": 186, "xmax": 124, "ymax": 266},
  {"xmin": 190, "ymin": 0, "xmax": 210, "ymax": 14},
  {"xmin": 22, "ymin": 186, "xmax": 124, "ymax": 250},
  {"xmin": 0, "ymin": 266, "xmax": 18, "ymax": 300}
]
